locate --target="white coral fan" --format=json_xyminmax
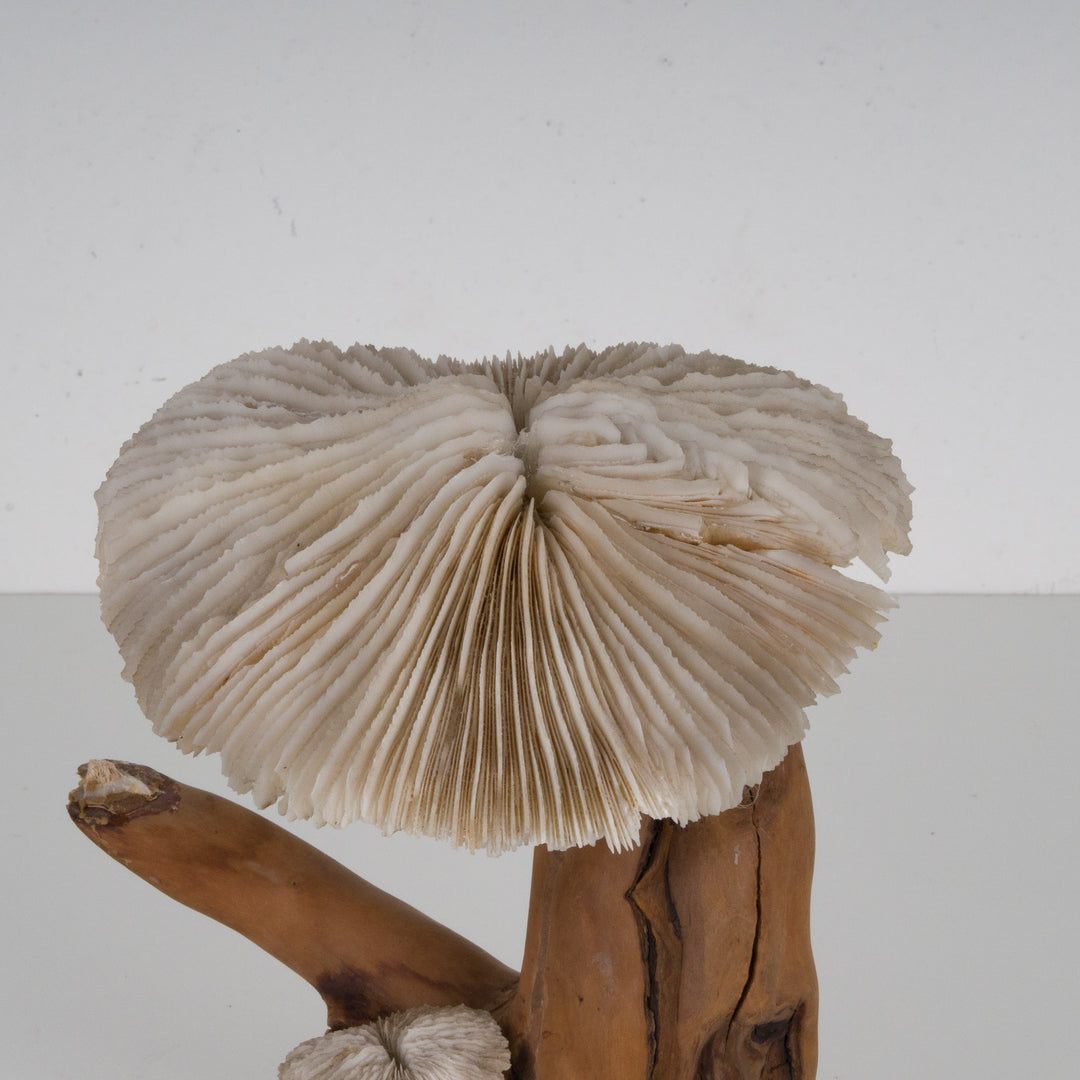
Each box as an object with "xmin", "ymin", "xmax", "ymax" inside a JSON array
[
  {"xmin": 279, "ymin": 1005, "xmax": 511, "ymax": 1080},
  {"xmin": 97, "ymin": 342, "xmax": 912, "ymax": 852}
]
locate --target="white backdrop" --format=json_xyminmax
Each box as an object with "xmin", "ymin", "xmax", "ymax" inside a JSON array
[{"xmin": 2, "ymin": 0, "xmax": 1078, "ymax": 594}]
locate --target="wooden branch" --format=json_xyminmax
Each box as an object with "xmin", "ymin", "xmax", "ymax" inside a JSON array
[
  {"xmin": 508, "ymin": 744, "xmax": 817, "ymax": 1079},
  {"xmin": 67, "ymin": 760, "xmax": 518, "ymax": 1030},
  {"xmin": 70, "ymin": 749, "xmax": 817, "ymax": 1078}
]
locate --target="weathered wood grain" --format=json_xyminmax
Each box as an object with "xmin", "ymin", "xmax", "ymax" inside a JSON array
[{"xmin": 70, "ymin": 747, "xmax": 817, "ymax": 1078}]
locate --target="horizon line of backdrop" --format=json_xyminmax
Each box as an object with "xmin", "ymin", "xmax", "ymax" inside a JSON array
[{"xmin": 3, "ymin": 0, "xmax": 1078, "ymax": 594}]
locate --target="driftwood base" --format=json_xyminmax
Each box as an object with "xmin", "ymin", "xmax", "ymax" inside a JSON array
[
  {"xmin": 510, "ymin": 746, "xmax": 817, "ymax": 1079},
  {"xmin": 69, "ymin": 746, "xmax": 817, "ymax": 1079}
]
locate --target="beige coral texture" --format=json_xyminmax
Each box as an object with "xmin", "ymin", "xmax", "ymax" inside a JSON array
[
  {"xmin": 96, "ymin": 342, "xmax": 912, "ymax": 853},
  {"xmin": 279, "ymin": 1005, "xmax": 511, "ymax": 1080}
]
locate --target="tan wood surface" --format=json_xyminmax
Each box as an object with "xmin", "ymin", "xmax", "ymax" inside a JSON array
[
  {"xmin": 69, "ymin": 747, "xmax": 817, "ymax": 1078},
  {"xmin": 509, "ymin": 744, "xmax": 817, "ymax": 1079},
  {"xmin": 67, "ymin": 762, "xmax": 518, "ymax": 1030}
]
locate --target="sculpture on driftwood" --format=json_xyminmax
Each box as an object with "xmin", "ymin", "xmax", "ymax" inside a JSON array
[{"xmin": 70, "ymin": 342, "xmax": 911, "ymax": 1078}]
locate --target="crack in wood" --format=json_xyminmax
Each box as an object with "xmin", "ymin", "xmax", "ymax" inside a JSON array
[
  {"xmin": 626, "ymin": 818, "xmax": 689, "ymax": 1080},
  {"xmin": 726, "ymin": 797, "xmax": 763, "ymax": 1042},
  {"xmin": 626, "ymin": 819, "xmax": 663, "ymax": 1077}
]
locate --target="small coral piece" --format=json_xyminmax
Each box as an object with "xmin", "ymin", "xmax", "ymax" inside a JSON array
[{"xmin": 278, "ymin": 1004, "xmax": 511, "ymax": 1080}]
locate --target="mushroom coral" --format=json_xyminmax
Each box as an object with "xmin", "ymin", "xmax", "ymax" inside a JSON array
[{"xmin": 96, "ymin": 341, "xmax": 911, "ymax": 853}]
